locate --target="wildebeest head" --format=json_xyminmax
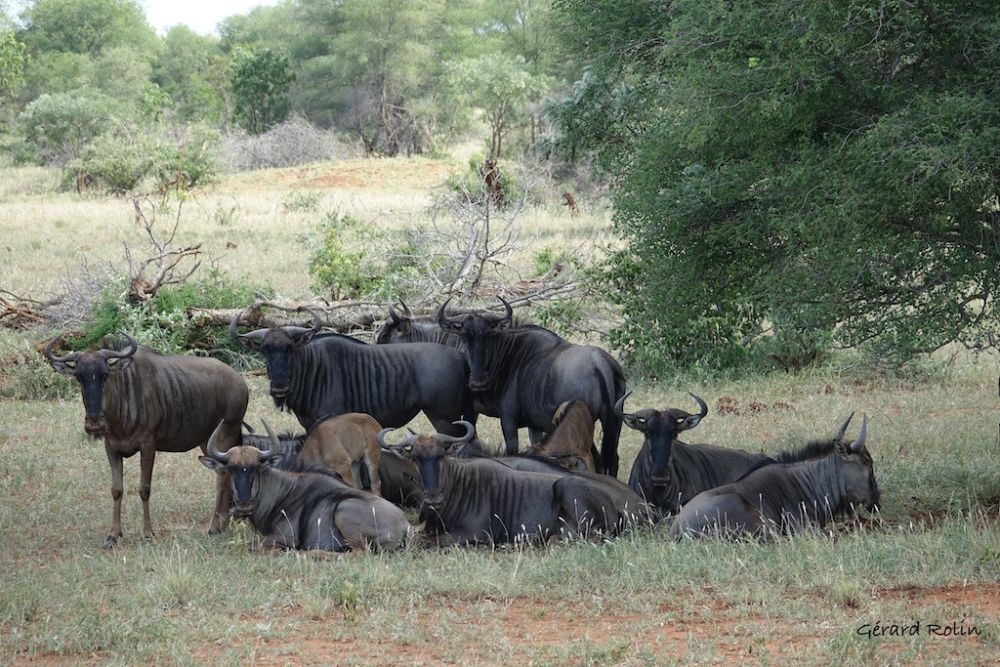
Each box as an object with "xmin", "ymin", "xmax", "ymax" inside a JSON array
[
  {"xmin": 44, "ymin": 332, "xmax": 138, "ymax": 436},
  {"xmin": 616, "ymin": 392, "xmax": 708, "ymax": 486},
  {"xmin": 378, "ymin": 420, "xmax": 475, "ymax": 509},
  {"xmin": 437, "ymin": 296, "xmax": 514, "ymax": 390},
  {"xmin": 230, "ymin": 310, "xmax": 322, "ymax": 408},
  {"xmin": 375, "ymin": 300, "xmax": 414, "ymax": 344},
  {"xmin": 199, "ymin": 419, "xmax": 279, "ymax": 518},
  {"xmin": 832, "ymin": 413, "xmax": 879, "ymax": 513}
]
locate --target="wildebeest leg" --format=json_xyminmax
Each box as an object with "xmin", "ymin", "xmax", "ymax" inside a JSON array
[
  {"xmin": 207, "ymin": 419, "xmax": 241, "ymax": 534},
  {"xmin": 105, "ymin": 445, "xmax": 124, "ymax": 548},
  {"xmin": 599, "ymin": 410, "xmax": 622, "ymax": 477},
  {"xmin": 528, "ymin": 427, "xmax": 546, "ymax": 444},
  {"xmin": 364, "ymin": 448, "xmax": 382, "ymax": 496},
  {"xmin": 501, "ymin": 416, "xmax": 520, "ymax": 455},
  {"xmin": 138, "ymin": 447, "xmax": 156, "ymax": 541}
]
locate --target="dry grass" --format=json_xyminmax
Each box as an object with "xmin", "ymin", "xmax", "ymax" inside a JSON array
[{"xmin": 1, "ymin": 158, "xmax": 998, "ymax": 665}]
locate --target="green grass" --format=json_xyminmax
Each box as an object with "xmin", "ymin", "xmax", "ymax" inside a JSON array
[{"xmin": 1, "ymin": 159, "xmax": 998, "ymax": 664}]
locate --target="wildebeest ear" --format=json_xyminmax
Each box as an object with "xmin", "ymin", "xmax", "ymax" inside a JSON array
[
  {"xmin": 198, "ymin": 456, "xmax": 223, "ymax": 471},
  {"xmin": 106, "ymin": 356, "xmax": 133, "ymax": 372},
  {"xmin": 48, "ymin": 358, "xmax": 78, "ymax": 374},
  {"xmin": 622, "ymin": 414, "xmax": 646, "ymax": 431},
  {"xmin": 680, "ymin": 414, "xmax": 701, "ymax": 431}
]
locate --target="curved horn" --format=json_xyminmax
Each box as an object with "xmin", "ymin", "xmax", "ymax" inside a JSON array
[
  {"xmin": 102, "ymin": 331, "xmax": 138, "ymax": 359},
  {"xmin": 377, "ymin": 427, "xmax": 397, "ymax": 449},
  {"xmin": 230, "ymin": 312, "xmax": 267, "ymax": 348},
  {"xmin": 850, "ymin": 413, "xmax": 868, "ymax": 452},
  {"xmin": 387, "ymin": 300, "xmax": 401, "ymax": 324},
  {"xmin": 258, "ymin": 419, "xmax": 278, "ymax": 461},
  {"xmin": 437, "ymin": 296, "xmax": 464, "ymax": 330},
  {"xmin": 305, "ymin": 308, "xmax": 323, "ymax": 330},
  {"xmin": 614, "ymin": 391, "xmax": 633, "ymax": 418},
  {"xmin": 688, "ymin": 392, "xmax": 708, "ymax": 418},
  {"xmin": 207, "ymin": 420, "xmax": 230, "ymax": 463},
  {"xmin": 833, "ymin": 412, "xmax": 855, "ymax": 443},
  {"xmin": 497, "ymin": 295, "xmax": 514, "ymax": 327},
  {"xmin": 43, "ymin": 335, "xmax": 81, "ymax": 364},
  {"xmin": 399, "ymin": 300, "xmax": 412, "ymax": 317},
  {"xmin": 436, "ymin": 420, "xmax": 475, "ymax": 444}
]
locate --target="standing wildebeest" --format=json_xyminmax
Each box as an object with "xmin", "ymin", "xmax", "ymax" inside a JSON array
[
  {"xmin": 437, "ymin": 297, "xmax": 626, "ymax": 475},
  {"xmin": 200, "ymin": 421, "xmax": 412, "ymax": 553},
  {"xmin": 621, "ymin": 392, "xmax": 775, "ymax": 517},
  {"xmin": 380, "ymin": 421, "xmax": 645, "ymax": 545},
  {"xmin": 525, "ymin": 400, "xmax": 600, "ymax": 473},
  {"xmin": 670, "ymin": 414, "xmax": 878, "ymax": 539},
  {"xmin": 44, "ymin": 332, "xmax": 249, "ymax": 546},
  {"xmin": 244, "ymin": 413, "xmax": 382, "ymax": 495},
  {"xmin": 231, "ymin": 311, "xmax": 475, "ymax": 436},
  {"xmin": 376, "ymin": 301, "xmax": 521, "ymax": 350}
]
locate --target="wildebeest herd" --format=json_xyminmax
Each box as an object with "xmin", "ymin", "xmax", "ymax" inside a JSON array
[{"xmin": 43, "ymin": 297, "xmax": 880, "ymax": 552}]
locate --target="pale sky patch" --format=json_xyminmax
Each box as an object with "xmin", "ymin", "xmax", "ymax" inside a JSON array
[{"xmin": 141, "ymin": 0, "xmax": 281, "ymax": 36}]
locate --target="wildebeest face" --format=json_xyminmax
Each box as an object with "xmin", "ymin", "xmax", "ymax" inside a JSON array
[
  {"xmin": 379, "ymin": 421, "xmax": 475, "ymax": 509},
  {"xmin": 376, "ymin": 300, "xmax": 413, "ymax": 344},
  {"xmin": 438, "ymin": 297, "xmax": 513, "ymax": 390},
  {"xmin": 835, "ymin": 414, "xmax": 879, "ymax": 513},
  {"xmin": 201, "ymin": 420, "xmax": 280, "ymax": 518},
  {"xmin": 230, "ymin": 312, "xmax": 320, "ymax": 409},
  {"xmin": 44, "ymin": 333, "xmax": 137, "ymax": 437},
  {"xmin": 616, "ymin": 392, "xmax": 707, "ymax": 486}
]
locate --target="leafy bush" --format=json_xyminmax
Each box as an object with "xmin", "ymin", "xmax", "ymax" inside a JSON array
[
  {"xmin": 66, "ymin": 123, "xmax": 221, "ymax": 195},
  {"xmin": 0, "ymin": 338, "xmax": 77, "ymax": 400},
  {"xmin": 17, "ymin": 87, "xmax": 116, "ymax": 164},
  {"xmin": 75, "ymin": 270, "xmax": 269, "ymax": 366},
  {"xmin": 303, "ymin": 211, "xmax": 422, "ymax": 301},
  {"xmin": 446, "ymin": 154, "xmax": 523, "ymax": 208}
]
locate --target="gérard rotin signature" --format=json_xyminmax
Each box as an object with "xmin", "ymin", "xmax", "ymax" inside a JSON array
[{"xmin": 856, "ymin": 621, "xmax": 983, "ymax": 638}]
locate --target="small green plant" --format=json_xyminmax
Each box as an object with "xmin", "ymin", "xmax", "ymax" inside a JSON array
[
  {"xmin": 446, "ymin": 154, "xmax": 522, "ymax": 208},
  {"xmin": 283, "ymin": 191, "xmax": 322, "ymax": 212}
]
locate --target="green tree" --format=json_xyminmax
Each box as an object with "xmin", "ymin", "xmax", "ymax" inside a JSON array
[
  {"xmin": 0, "ymin": 31, "xmax": 27, "ymax": 114},
  {"xmin": 552, "ymin": 0, "xmax": 1000, "ymax": 373},
  {"xmin": 153, "ymin": 26, "xmax": 227, "ymax": 123},
  {"xmin": 449, "ymin": 53, "xmax": 547, "ymax": 157},
  {"xmin": 229, "ymin": 47, "xmax": 295, "ymax": 134},
  {"xmin": 18, "ymin": 87, "xmax": 116, "ymax": 162},
  {"xmin": 19, "ymin": 0, "xmax": 157, "ymax": 56}
]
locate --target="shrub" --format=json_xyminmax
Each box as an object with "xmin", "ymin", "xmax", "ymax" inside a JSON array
[
  {"xmin": 446, "ymin": 154, "xmax": 523, "ymax": 208},
  {"xmin": 17, "ymin": 88, "xmax": 116, "ymax": 164},
  {"xmin": 222, "ymin": 117, "xmax": 360, "ymax": 172}
]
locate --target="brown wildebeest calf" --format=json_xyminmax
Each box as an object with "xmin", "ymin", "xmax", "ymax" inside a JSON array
[
  {"xmin": 302, "ymin": 414, "xmax": 382, "ymax": 496},
  {"xmin": 526, "ymin": 400, "xmax": 599, "ymax": 473}
]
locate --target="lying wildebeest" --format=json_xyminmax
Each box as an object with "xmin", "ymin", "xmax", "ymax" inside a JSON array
[
  {"xmin": 242, "ymin": 422, "xmax": 421, "ymax": 508},
  {"xmin": 200, "ymin": 420, "xmax": 413, "ymax": 553},
  {"xmin": 437, "ymin": 297, "xmax": 626, "ymax": 475},
  {"xmin": 379, "ymin": 421, "xmax": 645, "ymax": 545},
  {"xmin": 525, "ymin": 400, "xmax": 599, "ymax": 473},
  {"xmin": 243, "ymin": 412, "xmax": 382, "ymax": 496},
  {"xmin": 44, "ymin": 332, "xmax": 249, "ymax": 546},
  {"xmin": 231, "ymin": 311, "xmax": 475, "ymax": 436},
  {"xmin": 621, "ymin": 392, "xmax": 775, "ymax": 516},
  {"xmin": 669, "ymin": 414, "xmax": 878, "ymax": 539}
]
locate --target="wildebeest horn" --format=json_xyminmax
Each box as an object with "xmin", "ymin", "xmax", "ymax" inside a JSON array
[
  {"xmin": 614, "ymin": 391, "xmax": 633, "ymax": 418},
  {"xmin": 497, "ymin": 295, "xmax": 513, "ymax": 327},
  {"xmin": 377, "ymin": 427, "xmax": 417, "ymax": 449},
  {"xmin": 833, "ymin": 412, "xmax": 855, "ymax": 443},
  {"xmin": 102, "ymin": 331, "xmax": 138, "ymax": 359},
  {"xmin": 230, "ymin": 312, "xmax": 267, "ymax": 348},
  {"xmin": 436, "ymin": 420, "xmax": 475, "ymax": 444},
  {"xmin": 438, "ymin": 296, "xmax": 463, "ymax": 329},
  {"xmin": 258, "ymin": 419, "xmax": 278, "ymax": 461},
  {"xmin": 399, "ymin": 300, "xmax": 412, "ymax": 317},
  {"xmin": 43, "ymin": 335, "xmax": 82, "ymax": 364},
  {"xmin": 387, "ymin": 300, "xmax": 401, "ymax": 324},
  {"xmin": 305, "ymin": 308, "xmax": 323, "ymax": 330},
  {"xmin": 688, "ymin": 392, "xmax": 708, "ymax": 418},
  {"xmin": 850, "ymin": 413, "xmax": 868, "ymax": 453},
  {"xmin": 207, "ymin": 420, "xmax": 230, "ymax": 463}
]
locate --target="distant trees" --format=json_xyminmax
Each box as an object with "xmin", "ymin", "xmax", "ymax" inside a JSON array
[
  {"xmin": 552, "ymin": 0, "xmax": 1000, "ymax": 372},
  {"xmin": 229, "ymin": 48, "xmax": 294, "ymax": 134}
]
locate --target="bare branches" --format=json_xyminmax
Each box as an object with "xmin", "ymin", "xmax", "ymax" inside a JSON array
[
  {"xmin": 125, "ymin": 196, "xmax": 202, "ymax": 304},
  {"xmin": 0, "ymin": 290, "xmax": 55, "ymax": 329}
]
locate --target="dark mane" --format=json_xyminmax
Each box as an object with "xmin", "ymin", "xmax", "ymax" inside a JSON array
[
  {"xmin": 772, "ymin": 439, "xmax": 837, "ymax": 464},
  {"xmin": 311, "ymin": 331, "xmax": 368, "ymax": 345}
]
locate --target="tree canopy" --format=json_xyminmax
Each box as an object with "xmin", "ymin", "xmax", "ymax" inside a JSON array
[{"xmin": 551, "ymin": 0, "xmax": 1000, "ymax": 372}]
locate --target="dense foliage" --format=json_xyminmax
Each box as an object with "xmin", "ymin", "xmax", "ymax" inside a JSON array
[{"xmin": 551, "ymin": 0, "xmax": 1000, "ymax": 374}]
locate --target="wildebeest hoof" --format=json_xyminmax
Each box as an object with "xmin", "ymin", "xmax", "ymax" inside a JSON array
[{"xmin": 103, "ymin": 535, "xmax": 118, "ymax": 549}]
